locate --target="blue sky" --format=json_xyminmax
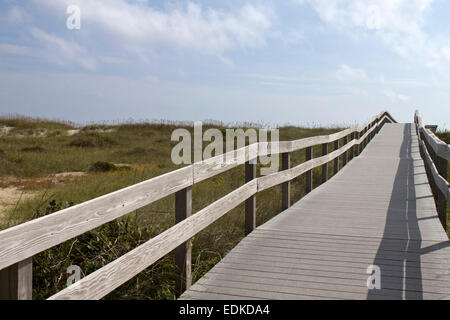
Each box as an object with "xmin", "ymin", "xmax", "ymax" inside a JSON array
[{"xmin": 0, "ymin": 0, "xmax": 450, "ymax": 128}]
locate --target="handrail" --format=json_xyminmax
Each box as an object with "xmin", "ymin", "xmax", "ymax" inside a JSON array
[
  {"xmin": 422, "ymin": 127, "xmax": 450, "ymax": 162},
  {"xmin": 0, "ymin": 110, "xmax": 396, "ymax": 300},
  {"xmin": 414, "ymin": 110, "xmax": 449, "ymax": 230}
]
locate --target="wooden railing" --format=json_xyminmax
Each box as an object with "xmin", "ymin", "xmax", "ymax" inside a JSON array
[
  {"xmin": 414, "ymin": 110, "xmax": 449, "ymax": 230},
  {"xmin": 0, "ymin": 111, "xmax": 396, "ymax": 300}
]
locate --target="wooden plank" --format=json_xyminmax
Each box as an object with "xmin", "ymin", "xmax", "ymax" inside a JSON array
[
  {"xmin": 49, "ymin": 180, "xmax": 257, "ymax": 300},
  {"xmin": 194, "ymin": 144, "xmax": 258, "ymax": 183},
  {"xmin": 0, "ymin": 258, "xmax": 32, "ymax": 300},
  {"xmin": 175, "ymin": 186, "xmax": 192, "ymax": 296},
  {"xmin": 200, "ymin": 271, "xmax": 449, "ymax": 298},
  {"xmin": 210, "ymin": 259, "xmax": 450, "ymax": 286},
  {"xmin": 206, "ymin": 266, "xmax": 450, "ymax": 295},
  {"xmin": 182, "ymin": 122, "xmax": 450, "ymax": 301},
  {"xmin": 230, "ymin": 243, "xmax": 450, "ymax": 273},
  {"xmin": 184, "ymin": 281, "xmax": 337, "ymax": 300},
  {"xmin": 0, "ymin": 165, "xmax": 193, "ymax": 271},
  {"xmin": 236, "ymin": 238, "xmax": 450, "ymax": 264},
  {"xmin": 180, "ymin": 290, "xmax": 260, "ymax": 300}
]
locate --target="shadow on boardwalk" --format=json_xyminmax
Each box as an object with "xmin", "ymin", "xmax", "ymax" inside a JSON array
[{"xmin": 367, "ymin": 124, "xmax": 449, "ymax": 299}]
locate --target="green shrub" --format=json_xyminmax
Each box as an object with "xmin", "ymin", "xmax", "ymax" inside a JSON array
[
  {"xmin": 89, "ymin": 161, "xmax": 131, "ymax": 173},
  {"xmin": 89, "ymin": 161, "xmax": 118, "ymax": 172},
  {"xmin": 68, "ymin": 132, "xmax": 117, "ymax": 148},
  {"xmin": 68, "ymin": 138, "xmax": 96, "ymax": 148},
  {"xmin": 436, "ymin": 131, "xmax": 450, "ymax": 144},
  {"xmin": 21, "ymin": 146, "xmax": 45, "ymax": 153}
]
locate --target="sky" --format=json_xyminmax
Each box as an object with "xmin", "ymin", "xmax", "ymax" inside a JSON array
[{"xmin": 0, "ymin": 0, "xmax": 450, "ymax": 128}]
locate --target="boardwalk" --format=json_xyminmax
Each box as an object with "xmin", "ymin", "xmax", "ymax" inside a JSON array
[{"xmin": 181, "ymin": 123, "xmax": 450, "ymax": 300}]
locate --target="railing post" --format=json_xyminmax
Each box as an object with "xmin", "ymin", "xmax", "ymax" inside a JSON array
[
  {"xmin": 322, "ymin": 143, "xmax": 328, "ymax": 183},
  {"xmin": 305, "ymin": 147, "xmax": 313, "ymax": 194},
  {"xmin": 355, "ymin": 131, "xmax": 360, "ymax": 156},
  {"xmin": 0, "ymin": 258, "xmax": 32, "ymax": 300},
  {"xmin": 363, "ymin": 127, "xmax": 368, "ymax": 148},
  {"xmin": 343, "ymin": 136, "xmax": 348, "ymax": 166},
  {"xmin": 333, "ymin": 140, "xmax": 339, "ymax": 175},
  {"xmin": 349, "ymin": 133, "xmax": 354, "ymax": 160},
  {"xmin": 245, "ymin": 162, "xmax": 256, "ymax": 235},
  {"xmin": 281, "ymin": 153, "xmax": 290, "ymax": 210},
  {"xmin": 175, "ymin": 186, "xmax": 192, "ymax": 296},
  {"xmin": 361, "ymin": 128, "xmax": 365, "ymax": 149}
]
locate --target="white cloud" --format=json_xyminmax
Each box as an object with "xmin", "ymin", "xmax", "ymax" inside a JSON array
[
  {"xmin": 336, "ymin": 64, "xmax": 366, "ymax": 82},
  {"xmin": 0, "ymin": 29, "xmax": 97, "ymax": 71},
  {"xmin": 30, "ymin": 28, "xmax": 97, "ymax": 71},
  {"xmin": 299, "ymin": 0, "xmax": 450, "ymax": 71},
  {"xmin": 35, "ymin": 0, "xmax": 273, "ymax": 56},
  {"xmin": 383, "ymin": 89, "xmax": 411, "ymax": 102},
  {"xmin": 303, "ymin": 0, "xmax": 431, "ymax": 33}
]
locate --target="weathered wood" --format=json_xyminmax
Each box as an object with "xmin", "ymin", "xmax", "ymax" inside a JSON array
[
  {"xmin": 435, "ymin": 155, "xmax": 448, "ymax": 230},
  {"xmin": 305, "ymin": 147, "xmax": 312, "ymax": 194},
  {"xmin": 256, "ymin": 122, "xmax": 383, "ymax": 193},
  {"xmin": 194, "ymin": 144, "xmax": 258, "ymax": 183},
  {"xmin": 342, "ymin": 136, "xmax": 348, "ymax": 167},
  {"xmin": 245, "ymin": 162, "xmax": 256, "ymax": 235},
  {"xmin": 349, "ymin": 133, "xmax": 354, "ymax": 159},
  {"xmin": 175, "ymin": 186, "xmax": 192, "ymax": 296},
  {"xmin": 354, "ymin": 131, "xmax": 360, "ymax": 157},
  {"xmin": 333, "ymin": 140, "xmax": 339, "ymax": 174},
  {"xmin": 182, "ymin": 123, "xmax": 450, "ymax": 301},
  {"xmin": 281, "ymin": 153, "xmax": 290, "ymax": 210},
  {"xmin": 418, "ymin": 137, "xmax": 449, "ymax": 225},
  {"xmin": 277, "ymin": 111, "xmax": 396, "ymax": 154},
  {"xmin": 49, "ymin": 181, "xmax": 258, "ymax": 300},
  {"xmin": 0, "ymin": 165, "xmax": 194, "ymax": 271},
  {"xmin": 0, "ymin": 258, "xmax": 32, "ymax": 300},
  {"xmin": 257, "ymin": 140, "xmax": 357, "ymax": 192},
  {"xmin": 322, "ymin": 143, "xmax": 328, "ymax": 183},
  {"xmin": 364, "ymin": 127, "xmax": 368, "ymax": 148},
  {"xmin": 415, "ymin": 110, "xmax": 449, "ymax": 231},
  {"xmin": 422, "ymin": 128, "xmax": 450, "ymax": 162},
  {"xmin": 0, "ymin": 110, "xmax": 396, "ymax": 300}
]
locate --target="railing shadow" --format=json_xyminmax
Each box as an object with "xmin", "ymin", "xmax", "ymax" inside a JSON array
[{"xmin": 367, "ymin": 123, "xmax": 423, "ymax": 300}]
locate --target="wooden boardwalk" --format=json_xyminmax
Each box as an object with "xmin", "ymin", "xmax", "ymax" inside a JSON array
[{"xmin": 181, "ymin": 123, "xmax": 450, "ymax": 300}]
